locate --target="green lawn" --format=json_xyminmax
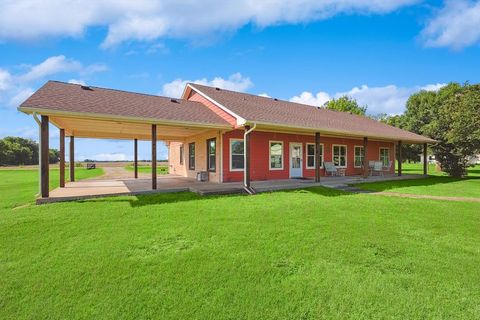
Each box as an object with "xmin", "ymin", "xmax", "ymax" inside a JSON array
[
  {"xmin": 0, "ymin": 168, "xmax": 103, "ymax": 209},
  {"xmin": 125, "ymin": 165, "xmax": 169, "ymax": 174},
  {"xmin": 1, "ymin": 169, "xmax": 479, "ymax": 319},
  {"xmin": 357, "ymin": 163, "xmax": 480, "ymax": 198}
]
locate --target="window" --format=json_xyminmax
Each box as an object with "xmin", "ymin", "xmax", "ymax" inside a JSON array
[
  {"xmin": 269, "ymin": 141, "xmax": 283, "ymax": 170},
  {"xmin": 354, "ymin": 146, "xmax": 364, "ymax": 168},
  {"xmin": 206, "ymin": 138, "xmax": 216, "ymax": 172},
  {"xmin": 306, "ymin": 143, "xmax": 324, "ymax": 169},
  {"xmin": 333, "ymin": 145, "xmax": 347, "ymax": 168},
  {"xmin": 179, "ymin": 144, "xmax": 184, "ymax": 165},
  {"xmin": 230, "ymin": 139, "xmax": 244, "ymax": 171},
  {"xmin": 380, "ymin": 148, "xmax": 390, "ymax": 166},
  {"xmin": 188, "ymin": 143, "xmax": 195, "ymax": 170}
]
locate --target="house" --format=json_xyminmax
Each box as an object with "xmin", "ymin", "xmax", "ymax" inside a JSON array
[{"xmin": 18, "ymin": 81, "xmax": 434, "ymax": 198}]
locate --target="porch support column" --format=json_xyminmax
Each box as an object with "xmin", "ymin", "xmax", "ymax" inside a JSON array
[
  {"xmin": 315, "ymin": 132, "xmax": 321, "ymax": 182},
  {"xmin": 363, "ymin": 137, "xmax": 368, "ymax": 178},
  {"xmin": 244, "ymin": 125, "xmax": 251, "ymax": 188},
  {"xmin": 423, "ymin": 143, "xmax": 428, "ymax": 175},
  {"xmin": 397, "ymin": 140, "xmax": 402, "ymax": 176},
  {"xmin": 134, "ymin": 138, "xmax": 138, "ymax": 179},
  {"xmin": 69, "ymin": 136, "xmax": 75, "ymax": 182},
  {"xmin": 59, "ymin": 128, "xmax": 65, "ymax": 187},
  {"xmin": 152, "ymin": 125, "xmax": 157, "ymax": 190},
  {"xmin": 40, "ymin": 115, "xmax": 49, "ymax": 198}
]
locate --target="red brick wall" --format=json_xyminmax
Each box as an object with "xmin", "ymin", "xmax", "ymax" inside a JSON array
[
  {"xmin": 187, "ymin": 92, "xmax": 238, "ymax": 126},
  {"xmin": 222, "ymin": 130, "xmax": 395, "ymax": 182}
]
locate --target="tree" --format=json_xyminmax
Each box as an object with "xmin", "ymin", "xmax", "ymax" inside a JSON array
[
  {"xmin": 324, "ymin": 96, "xmax": 367, "ymax": 115},
  {"xmin": 0, "ymin": 136, "xmax": 59, "ymax": 166}
]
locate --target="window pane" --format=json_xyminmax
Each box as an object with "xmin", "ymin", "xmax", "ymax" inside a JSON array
[
  {"xmin": 231, "ymin": 155, "xmax": 244, "ymax": 169},
  {"xmin": 307, "ymin": 156, "xmax": 314, "ymax": 167},
  {"xmin": 271, "ymin": 155, "xmax": 282, "ymax": 168},
  {"xmin": 270, "ymin": 142, "xmax": 282, "ymax": 156},
  {"xmin": 270, "ymin": 142, "xmax": 283, "ymax": 169},
  {"xmin": 231, "ymin": 140, "xmax": 244, "ymax": 155},
  {"xmin": 307, "ymin": 144, "xmax": 315, "ymax": 156}
]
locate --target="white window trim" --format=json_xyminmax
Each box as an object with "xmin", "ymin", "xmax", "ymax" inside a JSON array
[
  {"xmin": 229, "ymin": 138, "xmax": 245, "ymax": 172},
  {"xmin": 269, "ymin": 140, "xmax": 284, "ymax": 170},
  {"xmin": 332, "ymin": 144, "xmax": 348, "ymax": 168},
  {"xmin": 354, "ymin": 145, "xmax": 364, "ymax": 168},
  {"xmin": 306, "ymin": 143, "xmax": 324, "ymax": 169},
  {"xmin": 379, "ymin": 147, "xmax": 390, "ymax": 165}
]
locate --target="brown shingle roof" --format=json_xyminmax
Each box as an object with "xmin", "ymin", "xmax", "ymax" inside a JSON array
[
  {"xmin": 19, "ymin": 81, "xmax": 231, "ymax": 127},
  {"xmin": 190, "ymin": 83, "xmax": 435, "ymax": 143}
]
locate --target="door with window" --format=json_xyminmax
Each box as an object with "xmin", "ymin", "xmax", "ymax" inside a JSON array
[{"xmin": 289, "ymin": 143, "xmax": 303, "ymax": 178}]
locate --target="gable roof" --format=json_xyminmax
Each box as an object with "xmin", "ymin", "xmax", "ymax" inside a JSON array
[
  {"xmin": 19, "ymin": 81, "xmax": 231, "ymax": 128},
  {"xmin": 188, "ymin": 83, "xmax": 435, "ymax": 143}
]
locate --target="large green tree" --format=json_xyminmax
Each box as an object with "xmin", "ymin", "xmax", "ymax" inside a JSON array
[
  {"xmin": 325, "ymin": 96, "xmax": 367, "ymax": 115},
  {"xmin": 0, "ymin": 136, "xmax": 59, "ymax": 166}
]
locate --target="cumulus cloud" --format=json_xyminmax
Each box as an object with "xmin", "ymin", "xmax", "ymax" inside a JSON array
[
  {"xmin": 290, "ymin": 91, "xmax": 330, "ymax": 107},
  {"xmin": 0, "ymin": 0, "xmax": 418, "ymax": 48},
  {"xmin": 79, "ymin": 153, "xmax": 129, "ymax": 161},
  {"xmin": 290, "ymin": 83, "xmax": 447, "ymax": 115},
  {"xmin": 68, "ymin": 79, "xmax": 87, "ymax": 85},
  {"xmin": 161, "ymin": 72, "xmax": 253, "ymax": 98},
  {"xmin": 0, "ymin": 55, "xmax": 107, "ymax": 109},
  {"xmin": 421, "ymin": 0, "xmax": 480, "ymax": 50}
]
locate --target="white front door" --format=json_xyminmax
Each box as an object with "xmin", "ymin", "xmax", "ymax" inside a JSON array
[{"xmin": 289, "ymin": 143, "xmax": 303, "ymax": 178}]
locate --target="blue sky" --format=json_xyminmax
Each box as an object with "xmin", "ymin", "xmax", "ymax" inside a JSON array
[{"xmin": 1, "ymin": 0, "xmax": 479, "ymax": 161}]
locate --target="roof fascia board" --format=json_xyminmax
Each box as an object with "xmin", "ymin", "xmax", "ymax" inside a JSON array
[
  {"xmin": 187, "ymin": 84, "xmax": 247, "ymax": 126},
  {"xmin": 246, "ymin": 120, "xmax": 435, "ymax": 144},
  {"xmin": 18, "ymin": 106, "xmax": 233, "ymax": 130}
]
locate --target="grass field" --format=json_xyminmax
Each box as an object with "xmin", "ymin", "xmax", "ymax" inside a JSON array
[
  {"xmin": 357, "ymin": 163, "xmax": 480, "ymax": 198},
  {"xmin": 1, "ymin": 167, "xmax": 479, "ymax": 319},
  {"xmin": 125, "ymin": 165, "xmax": 169, "ymax": 174}
]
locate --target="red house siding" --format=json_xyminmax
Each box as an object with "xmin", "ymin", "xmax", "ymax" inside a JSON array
[
  {"xmin": 187, "ymin": 92, "xmax": 238, "ymax": 127},
  {"xmin": 222, "ymin": 130, "xmax": 395, "ymax": 182}
]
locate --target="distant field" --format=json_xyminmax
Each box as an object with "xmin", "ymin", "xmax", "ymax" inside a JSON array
[{"xmin": 125, "ymin": 165, "xmax": 169, "ymax": 174}]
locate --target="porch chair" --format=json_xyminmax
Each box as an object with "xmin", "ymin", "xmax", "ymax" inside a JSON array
[
  {"xmin": 368, "ymin": 160, "xmax": 376, "ymax": 176},
  {"xmin": 383, "ymin": 160, "xmax": 393, "ymax": 175},
  {"xmin": 372, "ymin": 161, "xmax": 384, "ymax": 176},
  {"xmin": 324, "ymin": 162, "xmax": 346, "ymax": 177}
]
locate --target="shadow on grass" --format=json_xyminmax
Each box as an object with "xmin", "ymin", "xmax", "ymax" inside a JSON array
[{"xmin": 355, "ymin": 175, "xmax": 480, "ymax": 192}]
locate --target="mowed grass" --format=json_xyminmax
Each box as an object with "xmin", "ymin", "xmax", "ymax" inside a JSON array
[
  {"xmin": 125, "ymin": 165, "xmax": 169, "ymax": 174},
  {"xmin": 0, "ymin": 167, "xmax": 103, "ymax": 209},
  {"xmin": 1, "ymin": 169, "xmax": 479, "ymax": 319},
  {"xmin": 357, "ymin": 163, "xmax": 480, "ymax": 198}
]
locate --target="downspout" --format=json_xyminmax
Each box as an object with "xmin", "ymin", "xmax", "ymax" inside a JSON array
[
  {"xmin": 244, "ymin": 123, "xmax": 256, "ymax": 192},
  {"xmin": 32, "ymin": 112, "xmax": 42, "ymax": 196}
]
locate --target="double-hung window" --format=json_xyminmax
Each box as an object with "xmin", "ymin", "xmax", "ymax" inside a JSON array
[
  {"xmin": 306, "ymin": 143, "xmax": 323, "ymax": 168},
  {"xmin": 269, "ymin": 141, "xmax": 283, "ymax": 170},
  {"xmin": 188, "ymin": 143, "xmax": 195, "ymax": 170},
  {"xmin": 354, "ymin": 146, "xmax": 364, "ymax": 168},
  {"xmin": 230, "ymin": 139, "xmax": 244, "ymax": 171},
  {"xmin": 333, "ymin": 145, "xmax": 347, "ymax": 168},
  {"xmin": 380, "ymin": 148, "xmax": 390, "ymax": 166},
  {"xmin": 206, "ymin": 138, "xmax": 216, "ymax": 172}
]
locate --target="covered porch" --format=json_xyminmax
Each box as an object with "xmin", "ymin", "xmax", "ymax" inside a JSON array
[{"xmin": 37, "ymin": 172, "xmax": 427, "ymax": 204}]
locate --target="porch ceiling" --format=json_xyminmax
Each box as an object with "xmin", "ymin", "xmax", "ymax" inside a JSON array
[{"xmin": 49, "ymin": 116, "xmax": 218, "ymax": 141}]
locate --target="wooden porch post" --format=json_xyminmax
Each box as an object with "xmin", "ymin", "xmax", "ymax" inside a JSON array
[
  {"xmin": 69, "ymin": 136, "xmax": 75, "ymax": 182},
  {"xmin": 40, "ymin": 116, "xmax": 49, "ymax": 198},
  {"xmin": 398, "ymin": 140, "xmax": 402, "ymax": 176},
  {"xmin": 134, "ymin": 138, "xmax": 138, "ymax": 179},
  {"xmin": 244, "ymin": 125, "xmax": 251, "ymax": 188},
  {"xmin": 152, "ymin": 125, "xmax": 157, "ymax": 190},
  {"xmin": 315, "ymin": 132, "xmax": 321, "ymax": 182},
  {"xmin": 363, "ymin": 137, "xmax": 368, "ymax": 178},
  {"xmin": 423, "ymin": 143, "xmax": 428, "ymax": 175},
  {"xmin": 59, "ymin": 128, "xmax": 65, "ymax": 187}
]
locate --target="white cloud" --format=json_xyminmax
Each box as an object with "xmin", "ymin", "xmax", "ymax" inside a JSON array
[
  {"xmin": 0, "ymin": 69, "xmax": 12, "ymax": 91},
  {"xmin": 258, "ymin": 93, "xmax": 271, "ymax": 98},
  {"xmin": 18, "ymin": 55, "xmax": 82, "ymax": 83},
  {"xmin": 0, "ymin": 0, "xmax": 418, "ymax": 48},
  {"xmin": 290, "ymin": 91, "xmax": 330, "ymax": 107},
  {"xmin": 290, "ymin": 83, "xmax": 447, "ymax": 115},
  {"xmin": 421, "ymin": 1, "xmax": 480, "ymax": 50},
  {"xmin": 68, "ymin": 79, "xmax": 87, "ymax": 86},
  {"xmin": 161, "ymin": 72, "xmax": 253, "ymax": 98},
  {"xmin": 78, "ymin": 153, "xmax": 128, "ymax": 161},
  {"xmin": 8, "ymin": 88, "xmax": 34, "ymax": 108}
]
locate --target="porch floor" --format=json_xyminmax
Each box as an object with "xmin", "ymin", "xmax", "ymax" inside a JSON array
[{"xmin": 38, "ymin": 173, "xmax": 426, "ymax": 204}]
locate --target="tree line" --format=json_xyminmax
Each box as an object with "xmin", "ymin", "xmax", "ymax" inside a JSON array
[
  {"xmin": 0, "ymin": 136, "xmax": 59, "ymax": 166},
  {"xmin": 325, "ymin": 83, "xmax": 480, "ymax": 177}
]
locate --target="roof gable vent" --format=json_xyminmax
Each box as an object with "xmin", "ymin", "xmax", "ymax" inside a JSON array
[
  {"xmin": 215, "ymin": 87, "xmax": 221, "ymax": 91},
  {"xmin": 81, "ymin": 85, "xmax": 93, "ymax": 91},
  {"xmin": 274, "ymin": 98, "xmax": 278, "ymax": 101},
  {"xmin": 170, "ymin": 98, "xmax": 178, "ymax": 103}
]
